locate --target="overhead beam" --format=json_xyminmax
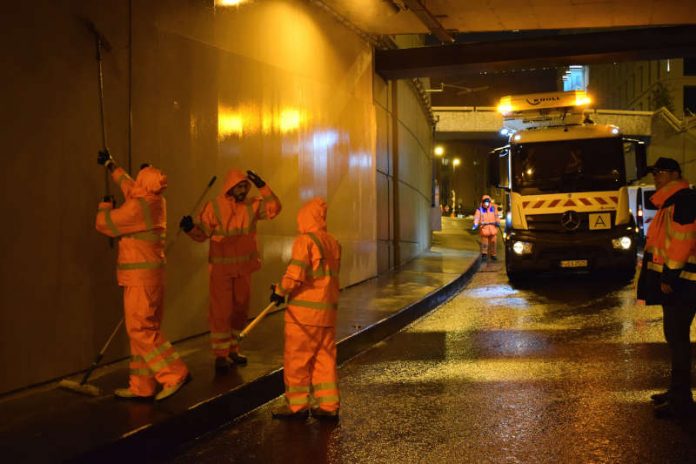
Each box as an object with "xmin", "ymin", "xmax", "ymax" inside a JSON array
[{"xmin": 375, "ymin": 26, "xmax": 696, "ymax": 79}]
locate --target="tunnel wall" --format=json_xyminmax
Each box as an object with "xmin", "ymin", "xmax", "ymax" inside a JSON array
[
  {"xmin": 0, "ymin": 0, "xmax": 431, "ymax": 395},
  {"xmin": 374, "ymin": 77, "xmax": 434, "ymax": 271}
]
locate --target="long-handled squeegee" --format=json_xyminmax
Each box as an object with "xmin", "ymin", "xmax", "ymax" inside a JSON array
[{"xmin": 59, "ymin": 318, "xmax": 124, "ymax": 397}]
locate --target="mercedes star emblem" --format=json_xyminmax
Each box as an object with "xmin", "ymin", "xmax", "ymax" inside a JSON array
[{"xmin": 561, "ymin": 210, "xmax": 581, "ymax": 231}]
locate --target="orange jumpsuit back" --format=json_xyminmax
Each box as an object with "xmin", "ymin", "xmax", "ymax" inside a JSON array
[
  {"xmin": 275, "ymin": 197, "xmax": 341, "ymax": 413},
  {"xmin": 96, "ymin": 166, "xmax": 189, "ymax": 396},
  {"xmin": 473, "ymin": 195, "xmax": 500, "ymax": 257},
  {"xmin": 186, "ymin": 169, "xmax": 281, "ymax": 357}
]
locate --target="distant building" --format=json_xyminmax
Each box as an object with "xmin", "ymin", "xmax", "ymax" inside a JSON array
[{"xmin": 588, "ymin": 58, "xmax": 696, "ymax": 117}]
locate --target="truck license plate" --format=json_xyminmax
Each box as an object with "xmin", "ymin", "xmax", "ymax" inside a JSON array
[{"xmin": 560, "ymin": 260, "xmax": 588, "ymax": 268}]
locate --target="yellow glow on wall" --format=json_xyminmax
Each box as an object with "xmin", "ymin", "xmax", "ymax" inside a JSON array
[
  {"xmin": 217, "ymin": 104, "xmax": 307, "ymax": 138},
  {"xmin": 261, "ymin": 113, "xmax": 273, "ymax": 135},
  {"xmin": 215, "ymin": 0, "xmax": 246, "ymax": 6},
  {"xmin": 218, "ymin": 106, "xmax": 244, "ymax": 139},
  {"xmin": 279, "ymin": 109, "xmax": 302, "ymax": 133}
]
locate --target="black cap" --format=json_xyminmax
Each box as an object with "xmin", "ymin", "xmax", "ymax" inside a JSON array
[{"xmin": 648, "ymin": 157, "xmax": 681, "ymax": 173}]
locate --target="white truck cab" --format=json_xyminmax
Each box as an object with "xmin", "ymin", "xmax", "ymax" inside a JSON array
[{"xmin": 490, "ymin": 90, "xmax": 648, "ymax": 281}]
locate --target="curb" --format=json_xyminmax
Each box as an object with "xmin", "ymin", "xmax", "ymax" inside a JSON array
[{"xmin": 73, "ymin": 258, "xmax": 481, "ymax": 463}]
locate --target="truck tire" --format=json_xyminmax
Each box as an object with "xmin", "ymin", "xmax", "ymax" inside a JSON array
[
  {"xmin": 505, "ymin": 260, "xmax": 525, "ymax": 283},
  {"xmin": 615, "ymin": 266, "xmax": 636, "ymax": 283}
]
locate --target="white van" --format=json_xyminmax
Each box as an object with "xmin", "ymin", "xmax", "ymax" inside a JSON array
[{"xmin": 627, "ymin": 185, "xmax": 657, "ymax": 239}]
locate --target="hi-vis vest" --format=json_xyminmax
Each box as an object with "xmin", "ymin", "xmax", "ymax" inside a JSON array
[
  {"xmin": 637, "ymin": 180, "xmax": 696, "ymax": 305},
  {"xmin": 96, "ymin": 168, "xmax": 166, "ymax": 286},
  {"xmin": 205, "ymin": 197, "xmax": 260, "ymax": 268},
  {"xmin": 279, "ymin": 231, "xmax": 341, "ymax": 327},
  {"xmin": 644, "ymin": 181, "xmax": 696, "ymax": 282},
  {"xmin": 474, "ymin": 205, "xmax": 499, "ymax": 236},
  {"xmin": 194, "ymin": 186, "xmax": 281, "ymax": 275}
]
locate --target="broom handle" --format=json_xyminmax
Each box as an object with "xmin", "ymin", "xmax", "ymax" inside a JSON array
[
  {"xmin": 171, "ymin": 175, "xmax": 217, "ymax": 245},
  {"xmin": 80, "ymin": 318, "xmax": 124, "ymax": 385},
  {"xmin": 239, "ymin": 302, "xmax": 277, "ymax": 339}
]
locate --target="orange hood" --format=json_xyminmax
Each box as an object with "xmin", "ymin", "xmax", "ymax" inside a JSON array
[
  {"xmin": 129, "ymin": 166, "xmax": 167, "ymax": 198},
  {"xmin": 297, "ymin": 197, "xmax": 327, "ymax": 234},
  {"xmin": 219, "ymin": 169, "xmax": 249, "ymax": 198}
]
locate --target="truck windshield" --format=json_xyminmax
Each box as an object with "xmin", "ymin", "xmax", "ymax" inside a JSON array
[{"xmin": 511, "ymin": 137, "xmax": 625, "ymax": 194}]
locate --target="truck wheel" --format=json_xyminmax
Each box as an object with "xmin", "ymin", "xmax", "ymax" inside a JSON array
[
  {"xmin": 506, "ymin": 261, "xmax": 525, "ymax": 283},
  {"xmin": 615, "ymin": 267, "xmax": 636, "ymax": 283}
]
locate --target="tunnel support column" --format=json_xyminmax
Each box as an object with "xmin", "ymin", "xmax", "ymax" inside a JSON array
[{"xmin": 391, "ymin": 81, "xmax": 400, "ymax": 267}]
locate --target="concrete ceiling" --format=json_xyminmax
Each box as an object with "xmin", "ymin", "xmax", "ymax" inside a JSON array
[{"xmin": 320, "ymin": 0, "xmax": 696, "ymax": 36}]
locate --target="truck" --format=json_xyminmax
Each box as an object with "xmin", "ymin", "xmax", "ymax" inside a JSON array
[
  {"xmin": 627, "ymin": 184, "xmax": 657, "ymax": 241},
  {"xmin": 489, "ymin": 90, "xmax": 647, "ymax": 282}
]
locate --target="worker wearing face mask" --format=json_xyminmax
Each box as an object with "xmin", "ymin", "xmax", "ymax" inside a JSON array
[{"xmin": 473, "ymin": 195, "xmax": 500, "ymax": 262}]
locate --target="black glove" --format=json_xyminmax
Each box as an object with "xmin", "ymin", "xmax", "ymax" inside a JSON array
[
  {"xmin": 97, "ymin": 149, "xmax": 114, "ymax": 169},
  {"xmin": 270, "ymin": 285, "xmax": 285, "ymax": 307},
  {"xmin": 246, "ymin": 170, "xmax": 266, "ymax": 188},
  {"xmin": 179, "ymin": 215, "xmax": 194, "ymax": 232},
  {"xmin": 102, "ymin": 195, "xmax": 116, "ymax": 207}
]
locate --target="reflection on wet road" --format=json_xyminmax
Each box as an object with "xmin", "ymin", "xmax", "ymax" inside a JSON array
[{"xmin": 170, "ymin": 259, "xmax": 696, "ymax": 463}]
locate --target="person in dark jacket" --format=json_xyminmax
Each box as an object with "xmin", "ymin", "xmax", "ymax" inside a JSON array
[{"xmin": 637, "ymin": 157, "xmax": 696, "ymax": 420}]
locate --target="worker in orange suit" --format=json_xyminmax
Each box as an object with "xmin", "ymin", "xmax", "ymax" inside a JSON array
[
  {"xmin": 179, "ymin": 169, "xmax": 281, "ymax": 370},
  {"xmin": 95, "ymin": 150, "xmax": 189, "ymax": 401},
  {"xmin": 269, "ymin": 197, "xmax": 341, "ymax": 420},
  {"xmin": 637, "ymin": 157, "xmax": 696, "ymax": 420},
  {"xmin": 473, "ymin": 194, "xmax": 500, "ymax": 262}
]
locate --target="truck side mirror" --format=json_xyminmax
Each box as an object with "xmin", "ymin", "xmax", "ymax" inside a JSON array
[
  {"xmin": 635, "ymin": 142, "xmax": 648, "ymax": 178},
  {"xmin": 623, "ymin": 139, "xmax": 648, "ymax": 182},
  {"xmin": 490, "ymin": 147, "xmax": 510, "ymax": 190},
  {"xmin": 488, "ymin": 151, "xmax": 500, "ymax": 187}
]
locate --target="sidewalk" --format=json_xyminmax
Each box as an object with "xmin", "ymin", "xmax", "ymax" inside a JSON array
[{"xmin": 0, "ymin": 219, "xmax": 480, "ymax": 464}]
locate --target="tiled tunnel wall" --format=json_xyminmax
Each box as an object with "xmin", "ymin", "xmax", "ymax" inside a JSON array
[{"xmin": 0, "ymin": 0, "xmax": 433, "ymax": 394}]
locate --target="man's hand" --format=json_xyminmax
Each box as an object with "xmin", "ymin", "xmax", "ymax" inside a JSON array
[
  {"xmin": 660, "ymin": 282, "xmax": 674, "ymax": 294},
  {"xmin": 270, "ymin": 285, "xmax": 285, "ymax": 307},
  {"xmin": 246, "ymin": 170, "xmax": 266, "ymax": 188},
  {"xmin": 179, "ymin": 215, "xmax": 194, "ymax": 233},
  {"xmin": 97, "ymin": 149, "xmax": 115, "ymax": 170}
]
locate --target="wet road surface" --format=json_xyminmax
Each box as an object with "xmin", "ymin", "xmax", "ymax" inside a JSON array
[{"xmin": 168, "ymin": 248, "xmax": 696, "ymax": 463}]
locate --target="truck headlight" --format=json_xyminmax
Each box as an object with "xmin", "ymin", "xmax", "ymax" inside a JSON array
[
  {"xmin": 512, "ymin": 241, "xmax": 533, "ymax": 255},
  {"xmin": 611, "ymin": 236, "xmax": 632, "ymax": 250}
]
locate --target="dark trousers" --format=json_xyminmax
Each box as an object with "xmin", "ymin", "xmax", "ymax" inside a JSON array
[{"xmin": 662, "ymin": 301, "xmax": 696, "ymax": 404}]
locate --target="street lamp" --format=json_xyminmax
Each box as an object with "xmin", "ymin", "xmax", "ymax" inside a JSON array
[
  {"xmin": 434, "ymin": 145, "xmax": 445, "ymax": 157},
  {"xmin": 451, "ymin": 158, "xmax": 461, "ymax": 216}
]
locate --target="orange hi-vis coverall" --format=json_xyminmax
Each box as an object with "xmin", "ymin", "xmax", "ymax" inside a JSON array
[
  {"xmin": 474, "ymin": 194, "xmax": 500, "ymax": 256},
  {"xmin": 274, "ymin": 197, "xmax": 341, "ymax": 413},
  {"xmin": 638, "ymin": 179, "xmax": 696, "ymax": 303},
  {"xmin": 96, "ymin": 166, "xmax": 189, "ymax": 396},
  {"xmin": 186, "ymin": 169, "xmax": 281, "ymax": 357}
]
